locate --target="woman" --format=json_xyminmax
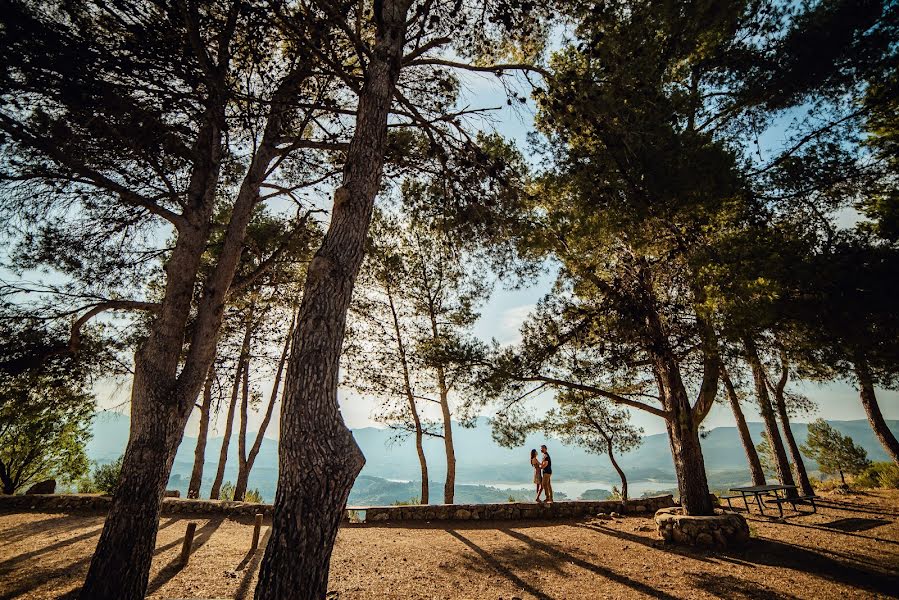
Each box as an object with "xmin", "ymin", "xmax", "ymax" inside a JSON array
[{"xmin": 530, "ymin": 448, "xmax": 544, "ymax": 502}]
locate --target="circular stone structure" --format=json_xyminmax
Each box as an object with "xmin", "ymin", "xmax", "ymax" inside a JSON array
[{"xmin": 654, "ymin": 507, "xmax": 750, "ymax": 549}]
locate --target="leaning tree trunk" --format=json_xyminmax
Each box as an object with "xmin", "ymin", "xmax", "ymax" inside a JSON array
[
  {"xmin": 744, "ymin": 338, "xmax": 796, "ymax": 497},
  {"xmin": 605, "ymin": 438, "xmax": 628, "ymax": 503},
  {"xmin": 721, "ymin": 365, "xmax": 766, "ymax": 486},
  {"xmin": 211, "ymin": 320, "xmax": 252, "ymax": 500},
  {"xmin": 233, "ymin": 354, "xmax": 252, "ymax": 501},
  {"xmin": 188, "ymin": 364, "xmax": 215, "ymax": 499},
  {"xmin": 386, "ymin": 282, "xmax": 429, "ymax": 504},
  {"xmin": 253, "ymin": 5, "xmax": 410, "ymax": 598},
  {"xmin": 771, "ymin": 366, "xmax": 814, "ymax": 496},
  {"xmin": 236, "ymin": 315, "xmax": 295, "ymax": 502},
  {"xmin": 855, "ymin": 357, "xmax": 899, "ymax": 465}
]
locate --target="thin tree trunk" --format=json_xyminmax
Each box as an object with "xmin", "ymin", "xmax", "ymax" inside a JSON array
[
  {"xmin": 770, "ymin": 362, "xmax": 814, "ymax": 496},
  {"xmin": 254, "ymin": 4, "xmax": 411, "ymax": 597},
  {"xmin": 437, "ymin": 370, "xmax": 456, "ymax": 504},
  {"xmin": 188, "ymin": 364, "xmax": 215, "ymax": 499},
  {"xmin": 743, "ymin": 337, "xmax": 796, "ymax": 497},
  {"xmin": 211, "ymin": 317, "xmax": 253, "ymax": 500},
  {"xmin": 855, "ymin": 357, "xmax": 899, "ymax": 465},
  {"xmin": 385, "ymin": 281, "xmax": 429, "ymax": 504},
  {"xmin": 721, "ymin": 365, "xmax": 766, "ymax": 486},
  {"xmin": 236, "ymin": 311, "xmax": 296, "ymax": 502},
  {"xmin": 605, "ymin": 438, "xmax": 627, "ymax": 503},
  {"xmin": 234, "ymin": 353, "xmax": 252, "ymax": 501}
]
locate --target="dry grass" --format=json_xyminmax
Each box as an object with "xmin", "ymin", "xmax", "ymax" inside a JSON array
[{"xmin": 2, "ymin": 490, "xmax": 898, "ymax": 599}]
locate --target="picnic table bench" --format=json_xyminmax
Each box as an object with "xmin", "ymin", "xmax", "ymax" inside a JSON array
[{"xmin": 722, "ymin": 484, "xmax": 817, "ymax": 517}]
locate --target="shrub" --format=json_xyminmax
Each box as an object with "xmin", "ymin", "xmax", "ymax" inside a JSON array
[
  {"xmin": 92, "ymin": 456, "xmax": 123, "ymax": 495},
  {"xmin": 856, "ymin": 462, "xmax": 899, "ymax": 489},
  {"xmin": 217, "ymin": 481, "xmax": 264, "ymax": 503}
]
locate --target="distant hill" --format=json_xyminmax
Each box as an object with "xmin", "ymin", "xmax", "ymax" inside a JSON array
[{"xmin": 87, "ymin": 411, "xmax": 899, "ymax": 504}]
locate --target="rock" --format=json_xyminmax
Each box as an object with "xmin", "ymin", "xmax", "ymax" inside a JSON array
[
  {"xmin": 610, "ymin": 512, "xmax": 621, "ymax": 518},
  {"xmin": 695, "ymin": 533, "xmax": 714, "ymax": 546},
  {"xmin": 633, "ymin": 505, "xmax": 647, "ymax": 513},
  {"xmin": 164, "ymin": 489, "xmax": 180, "ymax": 498},
  {"xmin": 25, "ymin": 479, "xmax": 56, "ymax": 495},
  {"xmin": 595, "ymin": 513, "xmax": 613, "ymax": 521},
  {"xmin": 637, "ymin": 525, "xmax": 654, "ymax": 532},
  {"xmin": 454, "ymin": 508, "xmax": 472, "ymax": 520}
]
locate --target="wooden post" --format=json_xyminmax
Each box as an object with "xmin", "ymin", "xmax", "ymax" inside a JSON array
[
  {"xmin": 251, "ymin": 513, "xmax": 263, "ymax": 552},
  {"xmin": 180, "ymin": 521, "xmax": 197, "ymax": 567}
]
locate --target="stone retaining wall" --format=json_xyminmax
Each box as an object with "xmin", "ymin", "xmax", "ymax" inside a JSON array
[
  {"xmin": 0, "ymin": 493, "xmax": 675, "ymax": 523},
  {"xmin": 362, "ymin": 495, "xmax": 675, "ymax": 522}
]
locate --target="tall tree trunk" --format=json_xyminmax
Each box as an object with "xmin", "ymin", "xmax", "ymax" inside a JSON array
[
  {"xmin": 743, "ymin": 338, "xmax": 796, "ymax": 498},
  {"xmin": 385, "ymin": 281, "xmax": 429, "ymax": 504},
  {"xmin": 210, "ymin": 317, "xmax": 253, "ymax": 500},
  {"xmin": 658, "ymin": 365, "xmax": 714, "ymax": 515},
  {"xmin": 235, "ymin": 311, "xmax": 296, "ymax": 502},
  {"xmin": 234, "ymin": 353, "xmax": 252, "ymax": 501},
  {"xmin": 80, "ymin": 32, "xmax": 309, "ymax": 599},
  {"xmin": 188, "ymin": 363, "xmax": 215, "ymax": 499},
  {"xmin": 436, "ymin": 370, "xmax": 456, "ymax": 504},
  {"xmin": 770, "ymin": 362, "xmax": 814, "ymax": 496},
  {"xmin": 721, "ymin": 365, "xmax": 766, "ymax": 486},
  {"xmin": 855, "ymin": 357, "xmax": 899, "ymax": 465},
  {"xmin": 253, "ymin": 4, "xmax": 411, "ymax": 597}
]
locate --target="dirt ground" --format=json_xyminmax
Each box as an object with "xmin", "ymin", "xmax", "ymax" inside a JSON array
[{"xmin": 2, "ymin": 490, "xmax": 899, "ymax": 600}]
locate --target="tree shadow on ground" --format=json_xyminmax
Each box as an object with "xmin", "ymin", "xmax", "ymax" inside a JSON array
[
  {"xmin": 144, "ymin": 517, "xmax": 225, "ymax": 596},
  {"xmin": 445, "ymin": 529, "xmax": 556, "ymax": 599},
  {"xmin": 347, "ymin": 518, "xmax": 573, "ymax": 530},
  {"xmin": 574, "ymin": 522, "xmax": 716, "ymax": 563},
  {"xmin": 767, "ymin": 516, "xmax": 899, "ymax": 546},
  {"xmin": 235, "ymin": 527, "xmax": 271, "ymax": 600},
  {"xmin": 812, "ymin": 497, "xmax": 899, "ymax": 518},
  {"xmin": 1, "ymin": 525, "xmax": 103, "ymax": 566},
  {"xmin": 817, "ymin": 517, "xmax": 890, "ymax": 532},
  {"xmin": 0, "ymin": 513, "xmax": 100, "ymax": 549},
  {"xmin": 722, "ymin": 537, "xmax": 899, "ymax": 595},
  {"xmin": 688, "ymin": 572, "xmax": 801, "ymax": 599},
  {"xmin": 500, "ymin": 528, "xmax": 682, "ymax": 600}
]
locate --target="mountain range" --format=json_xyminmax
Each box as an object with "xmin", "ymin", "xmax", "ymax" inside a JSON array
[{"xmin": 87, "ymin": 411, "xmax": 899, "ymax": 504}]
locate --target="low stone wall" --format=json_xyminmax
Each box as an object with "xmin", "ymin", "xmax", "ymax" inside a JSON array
[
  {"xmin": 0, "ymin": 494, "xmax": 273, "ymax": 517},
  {"xmin": 0, "ymin": 493, "xmax": 676, "ymax": 523},
  {"xmin": 362, "ymin": 495, "xmax": 675, "ymax": 523}
]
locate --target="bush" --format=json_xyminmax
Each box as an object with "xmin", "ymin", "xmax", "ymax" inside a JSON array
[
  {"xmin": 809, "ymin": 476, "xmax": 848, "ymax": 493},
  {"xmin": 219, "ymin": 481, "xmax": 264, "ymax": 503},
  {"xmin": 91, "ymin": 456, "xmax": 123, "ymax": 495},
  {"xmin": 856, "ymin": 462, "xmax": 899, "ymax": 489}
]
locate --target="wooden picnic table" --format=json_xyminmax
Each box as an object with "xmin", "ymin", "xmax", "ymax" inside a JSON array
[{"xmin": 724, "ymin": 484, "xmax": 816, "ymax": 517}]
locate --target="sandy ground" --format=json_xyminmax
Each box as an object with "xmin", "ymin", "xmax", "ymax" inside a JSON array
[{"xmin": 2, "ymin": 490, "xmax": 899, "ymax": 599}]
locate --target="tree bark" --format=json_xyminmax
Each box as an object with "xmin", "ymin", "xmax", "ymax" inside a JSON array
[
  {"xmin": 188, "ymin": 364, "xmax": 215, "ymax": 499},
  {"xmin": 721, "ymin": 365, "xmax": 766, "ymax": 486},
  {"xmin": 211, "ymin": 317, "xmax": 252, "ymax": 500},
  {"xmin": 385, "ymin": 281, "xmax": 429, "ymax": 504},
  {"xmin": 855, "ymin": 357, "xmax": 899, "ymax": 465},
  {"xmin": 233, "ymin": 353, "xmax": 252, "ymax": 501},
  {"xmin": 770, "ymin": 362, "xmax": 814, "ymax": 496},
  {"xmin": 605, "ymin": 437, "xmax": 627, "ymax": 503},
  {"xmin": 253, "ymin": 3, "xmax": 411, "ymax": 597},
  {"xmin": 80, "ymin": 21, "xmax": 311, "ymax": 599},
  {"xmin": 743, "ymin": 338, "xmax": 796, "ymax": 497},
  {"xmin": 437, "ymin": 370, "xmax": 456, "ymax": 504},
  {"xmin": 235, "ymin": 312, "xmax": 295, "ymax": 502},
  {"xmin": 658, "ymin": 364, "xmax": 714, "ymax": 515}
]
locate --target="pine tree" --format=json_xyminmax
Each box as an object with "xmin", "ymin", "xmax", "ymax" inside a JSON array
[{"xmin": 801, "ymin": 419, "xmax": 871, "ymax": 485}]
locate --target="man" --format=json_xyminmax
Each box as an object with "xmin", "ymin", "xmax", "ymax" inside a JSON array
[{"xmin": 540, "ymin": 444, "xmax": 553, "ymax": 503}]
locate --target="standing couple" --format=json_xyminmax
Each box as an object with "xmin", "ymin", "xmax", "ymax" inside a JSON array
[{"xmin": 530, "ymin": 444, "xmax": 554, "ymax": 503}]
